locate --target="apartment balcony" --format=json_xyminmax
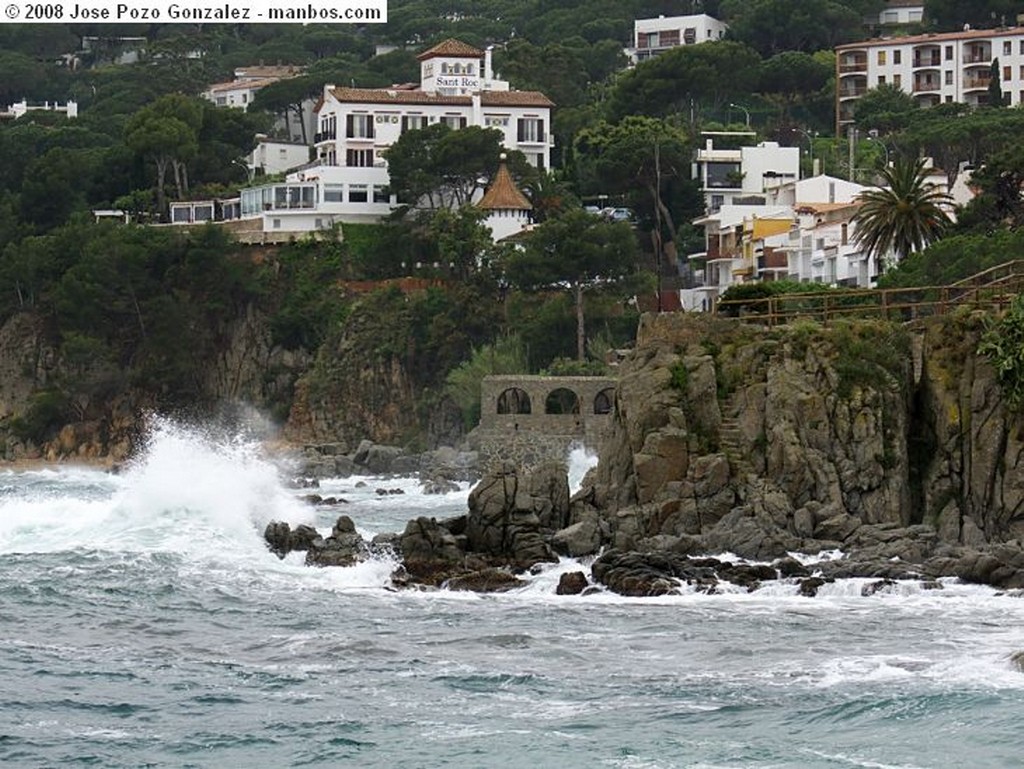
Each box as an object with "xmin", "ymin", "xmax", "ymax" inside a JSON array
[
  {"xmin": 963, "ymin": 44, "xmax": 992, "ymax": 64},
  {"xmin": 838, "ymin": 61, "xmax": 868, "ymax": 74},
  {"xmin": 838, "ymin": 85, "xmax": 867, "ymax": 99},
  {"xmin": 963, "ymin": 75, "xmax": 992, "ymax": 91},
  {"xmin": 912, "ymin": 79, "xmax": 940, "ymax": 93},
  {"xmin": 313, "ymin": 130, "xmax": 336, "ymax": 144},
  {"xmin": 912, "ymin": 58, "xmax": 941, "ymax": 69},
  {"xmin": 912, "ymin": 44, "xmax": 941, "ymax": 68}
]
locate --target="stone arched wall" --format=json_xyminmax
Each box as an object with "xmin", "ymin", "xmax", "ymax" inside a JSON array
[{"xmin": 471, "ymin": 375, "xmax": 617, "ymax": 469}]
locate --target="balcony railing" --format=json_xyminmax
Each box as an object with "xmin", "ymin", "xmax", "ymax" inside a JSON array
[
  {"xmin": 964, "ymin": 53, "xmax": 992, "ymax": 64},
  {"xmin": 839, "ymin": 62, "xmax": 868, "ymax": 73},
  {"xmin": 314, "ymin": 130, "xmax": 336, "ymax": 143},
  {"xmin": 912, "ymin": 81, "xmax": 940, "ymax": 92},
  {"xmin": 839, "ymin": 86, "xmax": 867, "ymax": 98},
  {"xmin": 912, "ymin": 56, "xmax": 940, "ymax": 68},
  {"xmin": 963, "ymin": 76, "xmax": 992, "ymax": 90}
]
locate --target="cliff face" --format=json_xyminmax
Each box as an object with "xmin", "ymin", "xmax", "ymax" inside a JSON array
[{"xmin": 582, "ymin": 312, "xmax": 1021, "ymax": 553}]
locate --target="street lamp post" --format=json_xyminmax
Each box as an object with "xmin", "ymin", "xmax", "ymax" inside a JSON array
[
  {"xmin": 729, "ymin": 102, "xmax": 750, "ymax": 128},
  {"xmin": 865, "ymin": 131, "xmax": 890, "ymax": 170},
  {"xmin": 797, "ymin": 128, "xmax": 817, "ymax": 178}
]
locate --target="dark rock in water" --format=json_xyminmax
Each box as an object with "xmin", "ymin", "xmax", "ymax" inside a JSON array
[
  {"xmin": 303, "ymin": 493, "xmax": 323, "ymax": 505},
  {"xmin": 798, "ymin": 576, "xmax": 831, "ymax": 597},
  {"xmin": 954, "ymin": 545, "xmax": 1024, "ymax": 589},
  {"xmin": 444, "ymin": 568, "xmax": 524, "ymax": 592},
  {"xmin": 421, "ymin": 476, "xmax": 460, "ymax": 495},
  {"xmin": 861, "ymin": 578, "xmax": 897, "ymax": 597},
  {"xmin": 1010, "ymin": 651, "xmax": 1024, "ymax": 672},
  {"xmin": 717, "ymin": 562, "xmax": 777, "ymax": 592},
  {"xmin": 376, "ymin": 487, "xmax": 405, "ymax": 496},
  {"xmin": 556, "ymin": 571, "xmax": 589, "ymax": 595},
  {"xmin": 591, "ymin": 550, "xmax": 685, "ymax": 597},
  {"xmin": 287, "ymin": 477, "xmax": 320, "ymax": 489},
  {"xmin": 264, "ymin": 521, "xmax": 319, "ymax": 558},
  {"xmin": 353, "ymin": 440, "xmax": 405, "ymax": 474},
  {"xmin": 305, "ymin": 515, "xmax": 370, "ymax": 567},
  {"xmin": 774, "ymin": 556, "xmax": 811, "ymax": 578},
  {"xmin": 399, "ymin": 516, "xmax": 465, "ymax": 583},
  {"xmin": 465, "ymin": 462, "xmax": 561, "ymax": 568},
  {"xmin": 551, "ymin": 510, "xmax": 606, "ymax": 557}
]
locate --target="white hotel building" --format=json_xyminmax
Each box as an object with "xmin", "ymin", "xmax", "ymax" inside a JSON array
[
  {"xmin": 237, "ymin": 39, "xmax": 553, "ymax": 235},
  {"xmin": 836, "ymin": 26, "xmax": 1024, "ymax": 134}
]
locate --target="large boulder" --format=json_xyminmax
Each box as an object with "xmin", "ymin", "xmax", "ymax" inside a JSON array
[
  {"xmin": 264, "ymin": 521, "xmax": 320, "ymax": 558},
  {"xmin": 465, "ymin": 463, "xmax": 561, "ymax": 568},
  {"xmin": 305, "ymin": 515, "xmax": 370, "ymax": 567},
  {"xmin": 399, "ymin": 516, "xmax": 465, "ymax": 582}
]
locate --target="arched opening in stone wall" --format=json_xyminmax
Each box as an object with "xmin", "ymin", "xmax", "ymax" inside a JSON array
[
  {"xmin": 594, "ymin": 388, "xmax": 615, "ymax": 415},
  {"xmin": 497, "ymin": 387, "xmax": 532, "ymax": 414},
  {"xmin": 545, "ymin": 387, "xmax": 581, "ymax": 415}
]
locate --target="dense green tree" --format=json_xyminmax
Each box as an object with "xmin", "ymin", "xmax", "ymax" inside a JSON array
[
  {"xmin": 501, "ymin": 209, "xmax": 640, "ymax": 361},
  {"xmin": 125, "ymin": 95, "xmax": 204, "ymax": 218},
  {"xmin": 924, "ymin": 0, "xmax": 1021, "ymax": 31},
  {"xmin": 955, "ymin": 145, "xmax": 1024, "ymax": 232},
  {"xmin": 427, "ymin": 206, "xmax": 494, "ymax": 280},
  {"xmin": 720, "ymin": 0, "xmax": 868, "ymax": 57},
  {"xmin": 853, "ymin": 83, "xmax": 919, "ymax": 134},
  {"xmin": 988, "ymin": 58, "xmax": 1005, "ymax": 107},
  {"xmin": 606, "ymin": 41, "xmax": 762, "ymax": 124},
  {"xmin": 250, "ymin": 75, "xmax": 319, "ymax": 144},
  {"xmin": 385, "ymin": 124, "xmax": 518, "ymax": 209},
  {"xmin": 852, "ymin": 156, "xmax": 954, "ymax": 272},
  {"xmin": 574, "ymin": 116, "xmax": 691, "ymax": 251}
]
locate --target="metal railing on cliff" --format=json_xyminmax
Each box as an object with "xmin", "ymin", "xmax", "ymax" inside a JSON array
[{"xmin": 713, "ymin": 260, "xmax": 1024, "ymax": 326}]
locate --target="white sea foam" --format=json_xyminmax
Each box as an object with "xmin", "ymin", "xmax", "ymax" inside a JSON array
[{"xmin": 567, "ymin": 442, "xmax": 599, "ymax": 495}]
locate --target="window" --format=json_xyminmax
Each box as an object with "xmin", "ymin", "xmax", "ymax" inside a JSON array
[
  {"xmin": 894, "ymin": 74, "xmax": 901, "ymax": 87},
  {"xmin": 440, "ymin": 115, "xmax": 467, "ymax": 128},
  {"xmin": 346, "ymin": 149, "xmax": 373, "ymax": 167},
  {"xmin": 878, "ymin": 75, "xmax": 886, "ymax": 85},
  {"xmin": 324, "ymin": 185, "xmax": 344, "ymax": 202},
  {"xmin": 1005, "ymin": 66, "xmax": 1012, "ymax": 80},
  {"xmin": 1020, "ymin": 66, "xmax": 1024, "ymax": 79},
  {"xmin": 1005, "ymin": 41, "xmax": 1012, "ymax": 56},
  {"xmin": 401, "ymin": 115, "xmax": 427, "ymax": 131},
  {"xmin": 893, "ymin": 50, "xmax": 901, "ymax": 65},
  {"xmin": 346, "ymin": 113, "xmax": 374, "ymax": 139},
  {"xmin": 348, "ymin": 185, "xmax": 368, "ymax": 203},
  {"xmin": 659, "ymin": 29, "xmax": 679, "ymax": 47},
  {"xmin": 945, "ymin": 45, "xmax": 953, "ymax": 60},
  {"xmin": 373, "ymin": 186, "xmax": 389, "ymax": 204},
  {"xmin": 272, "ymin": 218, "xmax": 281, "ymax": 229},
  {"xmin": 945, "ymin": 70, "xmax": 953, "ymax": 85},
  {"xmin": 517, "ymin": 117, "xmax": 546, "ymax": 143},
  {"xmin": 877, "ymin": 50, "xmax": 886, "ymax": 65}
]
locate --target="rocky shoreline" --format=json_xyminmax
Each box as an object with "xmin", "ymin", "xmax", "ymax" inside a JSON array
[{"xmin": 264, "ymin": 311, "xmax": 1024, "ymax": 598}]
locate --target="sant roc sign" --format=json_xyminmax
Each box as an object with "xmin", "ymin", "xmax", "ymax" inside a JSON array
[{"xmin": 436, "ymin": 76, "xmax": 479, "ymax": 89}]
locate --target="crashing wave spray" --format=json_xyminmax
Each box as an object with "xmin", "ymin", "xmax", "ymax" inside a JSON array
[{"xmin": 566, "ymin": 442, "xmax": 599, "ymax": 495}]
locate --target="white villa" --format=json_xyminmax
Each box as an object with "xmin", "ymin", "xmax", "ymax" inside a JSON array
[
  {"xmin": 0, "ymin": 100, "xmax": 78, "ymax": 120},
  {"xmin": 628, "ymin": 14, "xmax": 728, "ymax": 64},
  {"xmin": 231, "ymin": 38, "xmax": 553, "ymax": 238},
  {"xmin": 692, "ymin": 133, "xmax": 801, "ymax": 214}
]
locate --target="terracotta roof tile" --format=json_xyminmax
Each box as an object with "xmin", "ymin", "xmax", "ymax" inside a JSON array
[
  {"xmin": 417, "ymin": 38, "xmax": 486, "ymax": 61},
  {"xmin": 837, "ymin": 25, "xmax": 1024, "ymax": 50},
  {"xmin": 324, "ymin": 87, "xmax": 553, "ymax": 108},
  {"xmin": 478, "ymin": 162, "xmax": 532, "ymax": 211}
]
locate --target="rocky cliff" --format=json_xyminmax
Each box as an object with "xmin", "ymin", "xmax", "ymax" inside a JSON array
[{"xmin": 566, "ymin": 310, "xmax": 1024, "ymax": 568}]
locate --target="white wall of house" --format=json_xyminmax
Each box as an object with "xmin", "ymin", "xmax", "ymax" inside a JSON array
[
  {"xmin": 630, "ymin": 14, "xmax": 728, "ymax": 63},
  {"xmin": 483, "ymin": 209, "xmax": 531, "ymax": 242},
  {"xmin": 249, "ymin": 140, "xmax": 310, "ymax": 177},
  {"xmin": 693, "ymin": 137, "xmax": 800, "ymax": 213}
]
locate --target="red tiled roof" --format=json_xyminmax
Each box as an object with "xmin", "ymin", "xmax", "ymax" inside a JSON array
[
  {"xmin": 324, "ymin": 87, "xmax": 554, "ymax": 108},
  {"xmin": 417, "ymin": 38, "xmax": 486, "ymax": 61},
  {"xmin": 478, "ymin": 161, "xmax": 532, "ymax": 211},
  {"xmin": 837, "ymin": 25, "xmax": 1024, "ymax": 50}
]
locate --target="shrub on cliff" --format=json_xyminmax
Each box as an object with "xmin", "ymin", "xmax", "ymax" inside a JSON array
[{"xmin": 979, "ymin": 295, "xmax": 1024, "ymax": 411}]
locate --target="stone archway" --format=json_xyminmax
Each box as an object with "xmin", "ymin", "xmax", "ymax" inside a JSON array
[
  {"xmin": 545, "ymin": 387, "xmax": 581, "ymax": 415},
  {"xmin": 497, "ymin": 387, "xmax": 532, "ymax": 414},
  {"xmin": 594, "ymin": 387, "xmax": 615, "ymax": 415}
]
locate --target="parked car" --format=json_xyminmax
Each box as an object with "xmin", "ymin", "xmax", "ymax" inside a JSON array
[{"xmin": 603, "ymin": 207, "xmax": 634, "ymax": 223}]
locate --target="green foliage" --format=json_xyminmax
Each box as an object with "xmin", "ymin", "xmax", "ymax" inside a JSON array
[
  {"xmin": 445, "ymin": 334, "xmax": 529, "ymax": 429},
  {"xmin": 879, "ymin": 229, "xmax": 1024, "ymax": 288},
  {"xmin": 542, "ymin": 357, "xmax": 610, "ymax": 376},
  {"xmin": 9, "ymin": 388, "xmax": 70, "ymax": 444},
  {"xmin": 669, "ymin": 360, "xmax": 689, "ymax": 393},
  {"xmin": 979, "ymin": 295, "xmax": 1024, "ymax": 411},
  {"xmin": 851, "ymin": 156, "xmax": 953, "ymax": 271},
  {"xmin": 269, "ymin": 238, "xmax": 350, "ymax": 349},
  {"xmin": 720, "ymin": 0, "xmax": 873, "ymax": 57},
  {"xmin": 853, "ymin": 83, "xmax": 919, "ymax": 134},
  {"xmin": 829, "ymin": 320, "xmax": 910, "ymax": 399}
]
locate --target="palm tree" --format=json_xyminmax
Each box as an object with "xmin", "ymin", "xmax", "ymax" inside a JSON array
[{"xmin": 852, "ymin": 155, "xmax": 954, "ymax": 273}]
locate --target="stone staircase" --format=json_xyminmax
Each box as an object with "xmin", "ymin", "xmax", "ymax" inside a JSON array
[{"xmin": 717, "ymin": 396, "xmax": 756, "ymax": 479}]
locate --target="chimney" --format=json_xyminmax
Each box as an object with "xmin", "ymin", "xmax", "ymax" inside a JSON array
[{"xmin": 484, "ymin": 45, "xmax": 493, "ymax": 84}]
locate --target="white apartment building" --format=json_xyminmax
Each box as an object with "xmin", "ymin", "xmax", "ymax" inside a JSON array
[
  {"xmin": 237, "ymin": 38, "xmax": 552, "ymax": 234},
  {"xmin": 681, "ymin": 175, "xmax": 875, "ymax": 311},
  {"xmin": 692, "ymin": 133, "xmax": 801, "ymax": 214},
  {"xmin": 247, "ymin": 137, "xmax": 310, "ymax": 178},
  {"xmin": 877, "ymin": 0, "xmax": 924, "ymax": 27},
  {"xmin": 628, "ymin": 14, "xmax": 728, "ymax": 64},
  {"xmin": 836, "ymin": 26, "xmax": 1024, "ymax": 134}
]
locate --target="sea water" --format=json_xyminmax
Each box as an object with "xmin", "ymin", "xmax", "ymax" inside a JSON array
[{"xmin": 2, "ymin": 422, "xmax": 1024, "ymax": 768}]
